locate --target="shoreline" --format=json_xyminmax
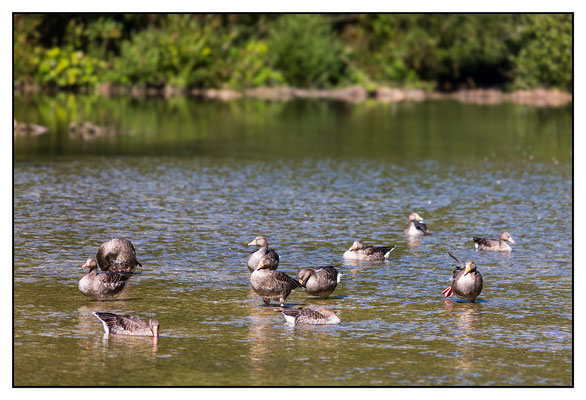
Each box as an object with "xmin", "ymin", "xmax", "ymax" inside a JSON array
[{"xmin": 14, "ymin": 83, "xmax": 572, "ymax": 108}]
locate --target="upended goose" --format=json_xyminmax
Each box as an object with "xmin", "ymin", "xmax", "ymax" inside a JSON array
[
  {"xmin": 250, "ymin": 257, "xmax": 302, "ymax": 307},
  {"xmin": 94, "ymin": 238, "xmax": 142, "ymax": 273},
  {"xmin": 403, "ymin": 212, "xmax": 430, "ymax": 236},
  {"xmin": 280, "ymin": 307, "xmax": 340, "ymax": 325},
  {"xmin": 247, "ymin": 236, "xmax": 279, "ymax": 272},
  {"xmin": 78, "ymin": 258, "xmax": 133, "ymax": 300},
  {"xmin": 343, "ymin": 240, "xmax": 396, "ymax": 261},
  {"xmin": 441, "ymin": 252, "xmax": 483, "ymax": 302},
  {"xmin": 298, "ymin": 266, "xmax": 343, "ymax": 298},
  {"xmin": 93, "ymin": 312, "xmax": 159, "ymax": 337},
  {"xmin": 473, "ymin": 232, "xmax": 514, "ymax": 252}
]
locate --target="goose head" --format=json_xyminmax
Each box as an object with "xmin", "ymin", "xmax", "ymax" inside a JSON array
[
  {"xmin": 248, "ymin": 236, "xmax": 268, "ymax": 247},
  {"xmin": 500, "ymin": 232, "xmax": 515, "ymax": 244},
  {"xmin": 297, "ymin": 268, "xmax": 315, "ymax": 286},
  {"xmin": 348, "ymin": 240, "xmax": 364, "ymax": 251},
  {"xmin": 148, "ymin": 318, "xmax": 159, "ymax": 337},
  {"xmin": 82, "ymin": 258, "xmax": 98, "ymax": 270},
  {"xmin": 464, "ymin": 260, "xmax": 477, "ymax": 276},
  {"xmin": 408, "ymin": 212, "xmax": 424, "ymax": 222}
]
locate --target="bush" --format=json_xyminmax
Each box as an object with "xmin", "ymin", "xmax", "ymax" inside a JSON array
[
  {"xmin": 227, "ymin": 40, "xmax": 285, "ymax": 88},
  {"xmin": 351, "ymin": 14, "xmax": 519, "ymax": 88},
  {"xmin": 509, "ymin": 14, "xmax": 572, "ymax": 91},
  {"xmin": 13, "ymin": 13, "xmax": 573, "ymax": 91},
  {"xmin": 36, "ymin": 46, "xmax": 106, "ymax": 87},
  {"xmin": 14, "ymin": 14, "xmax": 43, "ymax": 84},
  {"xmin": 268, "ymin": 14, "xmax": 348, "ymax": 87}
]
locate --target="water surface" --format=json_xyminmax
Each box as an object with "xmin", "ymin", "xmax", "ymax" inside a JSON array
[{"xmin": 14, "ymin": 96, "xmax": 572, "ymax": 386}]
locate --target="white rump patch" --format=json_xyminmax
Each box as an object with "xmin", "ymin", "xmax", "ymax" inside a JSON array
[
  {"xmin": 282, "ymin": 313, "xmax": 296, "ymax": 325},
  {"xmin": 93, "ymin": 312, "xmax": 110, "ymax": 334},
  {"xmin": 384, "ymin": 247, "xmax": 396, "ymax": 259}
]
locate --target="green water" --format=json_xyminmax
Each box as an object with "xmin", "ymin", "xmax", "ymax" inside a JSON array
[
  {"xmin": 14, "ymin": 94, "xmax": 572, "ymax": 386},
  {"xmin": 14, "ymin": 94, "xmax": 571, "ymax": 162}
]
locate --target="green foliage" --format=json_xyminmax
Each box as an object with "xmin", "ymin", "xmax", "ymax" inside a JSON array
[
  {"xmin": 510, "ymin": 14, "xmax": 572, "ymax": 91},
  {"xmin": 118, "ymin": 15, "xmax": 218, "ymax": 87},
  {"xmin": 268, "ymin": 14, "xmax": 348, "ymax": 87},
  {"xmin": 13, "ymin": 13, "xmax": 573, "ymax": 91},
  {"xmin": 228, "ymin": 40, "xmax": 285, "ymax": 88},
  {"xmin": 13, "ymin": 14, "xmax": 44, "ymax": 84},
  {"xmin": 36, "ymin": 46, "xmax": 107, "ymax": 86},
  {"xmin": 351, "ymin": 14, "xmax": 520, "ymax": 88}
]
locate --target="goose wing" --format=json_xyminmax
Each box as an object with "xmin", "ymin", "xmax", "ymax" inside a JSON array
[
  {"xmin": 414, "ymin": 221, "xmax": 429, "ymax": 234},
  {"xmin": 93, "ymin": 312, "xmax": 147, "ymax": 334},
  {"xmin": 296, "ymin": 308, "xmax": 327, "ymax": 323},
  {"xmin": 314, "ymin": 266, "xmax": 339, "ymax": 281},
  {"xmin": 473, "ymin": 237, "xmax": 493, "ymax": 247},
  {"xmin": 97, "ymin": 271, "xmax": 132, "ymax": 291},
  {"xmin": 96, "ymin": 238, "xmax": 139, "ymax": 272},
  {"xmin": 364, "ymin": 246, "xmax": 394, "ymax": 255},
  {"xmin": 272, "ymin": 271, "xmax": 303, "ymax": 290}
]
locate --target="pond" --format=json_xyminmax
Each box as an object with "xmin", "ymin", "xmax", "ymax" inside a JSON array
[{"xmin": 13, "ymin": 94, "xmax": 572, "ymax": 386}]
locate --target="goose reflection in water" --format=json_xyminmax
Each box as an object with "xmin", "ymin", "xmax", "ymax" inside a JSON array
[
  {"xmin": 245, "ymin": 301, "xmax": 281, "ymax": 378},
  {"xmin": 103, "ymin": 333, "xmax": 158, "ymax": 354},
  {"xmin": 405, "ymin": 236, "xmax": 421, "ymax": 250},
  {"xmin": 246, "ymin": 300, "xmax": 342, "ymax": 383},
  {"xmin": 441, "ymin": 301, "xmax": 482, "ymax": 378}
]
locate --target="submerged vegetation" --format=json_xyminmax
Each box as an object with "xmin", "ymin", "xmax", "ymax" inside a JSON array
[{"xmin": 14, "ymin": 13, "xmax": 572, "ymax": 92}]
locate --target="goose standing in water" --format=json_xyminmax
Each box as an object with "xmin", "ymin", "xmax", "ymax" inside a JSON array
[
  {"xmin": 298, "ymin": 266, "xmax": 343, "ymax": 298},
  {"xmin": 93, "ymin": 312, "xmax": 159, "ymax": 337},
  {"xmin": 441, "ymin": 252, "xmax": 483, "ymax": 302},
  {"xmin": 473, "ymin": 232, "xmax": 514, "ymax": 252},
  {"xmin": 94, "ymin": 238, "xmax": 142, "ymax": 273},
  {"xmin": 78, "ymin": 258, "xmax": 133, "ymax": 300},
  {"xmin": 280, "ymin": 307, "xmax": 341, "ymax": 325},
  {"xmin": 247, "ymin": 236, "xmax": 280, "ymax": 272},
  {"xmin": 403, "ymin": 212, "xmax": 430, "ymax": 236},
  {"xmin": 250, "ymin": 257, "xmax": 302, "ymax": 307},
  {"xmin": 343, "ymin": 240, "xmax": 396, "ymax": 261}
]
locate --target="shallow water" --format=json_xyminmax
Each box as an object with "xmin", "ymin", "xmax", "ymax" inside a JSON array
[{"xmin": 14, "ymin": 96, "xmax": 572, "ymax": 386}]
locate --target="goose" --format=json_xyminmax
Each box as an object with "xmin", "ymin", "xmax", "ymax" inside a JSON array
[
  {"xmin": 298, "ymin": 266, "xmax": 343, "ymax": 298},
  {"xmin": 280, "ymin": 307, "xmax": 340, "ymax": 325},
  {"xmin": 78, "ymin": 258, "xmax": 133, "ymax": 300},
  {"xmin": 343, "ymin": 240, "xmax": 396, "ymax": 261},
  {"xmin": 441, "ymin": 252, "xmax": 483, "ymax": 302},
  {"xmin": 473, "ymin": 232, "xmax": 514, "ymax": 252},
  {"xmin": 247, "ymin": 236, "xmax": 279, "ymax": 272},
  {"xmin": 94, "ymin": 238, "xmax": 142, "ymax": 273},
  {"xmin": 403, "ymin": 212, "xmax": 430, "ymax": 236},
  {"xmin": 250, "ymin": 257, "xmax": 302, "ymax": 307},
  {"xmin": 93, "ymin": 312, "xmax": 159, "ymax": 337}
]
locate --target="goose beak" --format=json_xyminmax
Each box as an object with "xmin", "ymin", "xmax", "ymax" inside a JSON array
[
  {"xmin": 248, "ymin": 240, "xmax": 257, "ymax": 246},
  {"xmin": 257, "ymin": 260, "xmax": 265, "ymax": 270},
  {"xmin": 298, "ymin": 278, "xmax": 305, "ymax": 287},
  {"xmin": 464, "ymin": 264, "xmax": 472, "ymax": 275},
  {"xmin": 349, "ymin": 244, "xmax": 357, "ymax": 251},
  {"xmin": 509, "ymin": 237, "xmax": 515, "ymax": 244}
]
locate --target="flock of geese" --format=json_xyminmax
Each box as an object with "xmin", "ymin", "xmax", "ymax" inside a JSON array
[{"xmin": 79, "ymin": 213, "xmax": 515, "ymax": 337}]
